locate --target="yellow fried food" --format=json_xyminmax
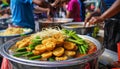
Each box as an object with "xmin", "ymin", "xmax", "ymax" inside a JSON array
[
  {"xmin": 15, "ymin": 37, "xmax": 31, "ymax": 48},
  {"xmin": 2, "ymin": 27, "xmax": 24, "ymax": 36},
  {"xmin": 45, "ymin": 42, "xmax": 56, "ymax": 51},
  {"xmin": 55, "ymin": 55, "xmax": 68, "ymax": 61},
  {"xmin": 53, "ymin": 47, "xmax": 64, "ymax": 57},
  {"xmin": 52, "ymin": 33, "xmax": 65, "ymax": 40},
  {"xmin": 26, "ymin": 47, "xmax": 31, "ymax": 51},
  {"xmin": 18, "ymin": 40, "xmax": 31, "ymax": 48},
  {"xmin": 41, "ymin": 51, "xmax": 52, "ymax": 59},
  {"xmin": 35, "ymin": 45, "xmax": 46, "ymax": 53},
  {"xmin": 32, "ymin": 50, "xmax": 41, "ymax": 55},
  {"xmin": 52, "ymin": 33, "xmax": 65, "ymax": 46},
  {"xmin": 63, "ymin": 41, "xmax": 76, "ymax": 50},
  {"xmin": 65, "ymin": 51, "xmax": 76, "ymax": 57},
  {"xmin": 15, "ymin": 37, "xmax": 31, "ymax": 47},
  {"xmin": 42, "ymin": 38, "xmax": 57, "ymax": 44}
]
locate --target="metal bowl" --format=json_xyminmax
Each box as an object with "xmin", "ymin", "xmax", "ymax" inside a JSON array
[
  {"xmin": 61, "ymin": 22, "xmax": 95, "ymax": 35},
  {"xmin": 39, "ymin": 18, "xmax": 73, "ymax": 23},
  {"xmin": 0, "ymin": 35, "xmax": 104, "ymax": 69},
  {"xmin": 38, "ymin": 18, "xmax": 73, "ymax": 30}
]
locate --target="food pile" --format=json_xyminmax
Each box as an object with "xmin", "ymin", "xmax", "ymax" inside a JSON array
[
  {"xmin": 0, "ymin": 27, "xmax": 31, "ymax": 36},
  {"xmin": 0, "ymin": 27, "xmax": 24, "ymax": 36},
  {"xmin": 11, "ymin": 28, "xmax": 97, "ymax": 61}
]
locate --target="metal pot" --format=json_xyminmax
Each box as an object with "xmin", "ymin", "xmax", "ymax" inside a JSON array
[
  {"xmin": 38, "ymin": 18, "xmax": 73, "ymax": 31},
  {"xmin": 0, "ymin": 17, "xmax": 12, "ymax": 30},
  {"xmin": 0, "ymin": 35, "xmax": 104, "ymax": 69},
  {"xmin": 61, "ymin": 22, "xmax": 95, "ymax": 36}
]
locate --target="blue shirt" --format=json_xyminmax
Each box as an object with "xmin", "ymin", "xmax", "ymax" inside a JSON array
[
  {"xmin": 104, "ymin": 0, "xmax": 115, "ymax": 8},
  {"xmin": 10, "ymin": 0, "xmax": 35, "ymax": 30}
]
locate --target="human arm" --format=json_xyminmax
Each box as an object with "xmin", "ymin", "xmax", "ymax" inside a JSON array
[
  {"xmin": 33, "ymin": 0, "xmax": 54, "ymax": 18},
  {"xmin": 34, "ymin": 6, "xmax": 49, "ymax": 13},
  {"xmin": 51, "ymin": 0, "xmax": 61, "ymax": 7},
  {"xmin": 87, "ymin": 0, "xmax": 120, "ymax": 25},
  {"xmin": 34, "ymin": 6, "xmax": 51, "ymax": 18},
  {"xmin": 66, "ymin": 10, "xmax": 72, "ymax": 18}
]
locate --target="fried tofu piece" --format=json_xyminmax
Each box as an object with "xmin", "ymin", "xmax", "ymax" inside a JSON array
[
  {"xmin": 16, "ymin": 37, "xmax": 31, "ymax": 48},
  {"xmin": 55, "ymin": 55, "xmax": 68, "ymax": 61},
  {"xmin": 45, "ymin": 42, "xmax": 56, "ymax": 51},
  {"xmin": 35, "ymin": 45, "xmax": 46, "ymax": 53},
  {"xmin": 65, "ymin": 51, "xmax": 76, "ymax": 57},
  {"xmin": 52, "ymin": 33, "xmax": 65, "ymax": 46},
  {"xmin": 53, "ymin": 47, "xmax": 64, "ymax": 57},
  {"xmin": 63, "ymin": 41, "xmax": 76, "ymax": 50},
  {"xmin": 42, "ymin": 38, "xmax": 57, "ymax": 44},
  {"xmin": 41, "ymin": 51, "xmax": 52, "ymax": 59},
  {"xmin": 32, "ymin": 50, "xmax": 41, "ymax": 55}
]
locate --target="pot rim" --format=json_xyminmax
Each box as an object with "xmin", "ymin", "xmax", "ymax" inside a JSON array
[
  {"xmin": 39, "ymin": 18, "xmax": 73, "ymax": 24},
  {"xmin": 61, "ymin": 22, "xmax": 95, "ymax": 28}
]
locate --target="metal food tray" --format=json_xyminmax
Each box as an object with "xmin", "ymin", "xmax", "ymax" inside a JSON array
[
  {"xmin": 99, "ymin": 49, "xmax": 118, "ymax": 65},
  {"xmin": 0, "ymin": 28, "xmax": 33, "ymax": 38}
]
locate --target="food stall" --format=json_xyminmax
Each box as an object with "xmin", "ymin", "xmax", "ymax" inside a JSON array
[{"xmin": 0, "ymin": 0, "xmax": 119, "ymax": 69}]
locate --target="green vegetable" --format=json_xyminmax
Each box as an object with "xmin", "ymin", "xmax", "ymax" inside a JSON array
[
  {"xmin": 23, "ymin": 52, "xmax": 34, "ymax": 56},
  {"xmin": 16, "ymin": 47, "xmax": 26, "ymax": 52},
  {"xmin": 78, "ymin": 46, "xmax": 83, "ymax": 54},
  {"xmin": 81, "ymin": 46, "xmax": 86, "ymax": 54},
  {"xmin": 48, "ymin": 57, "xmax": 55, "ymax": 61},
  {"xmin": 20, "ymin": 34, "xmax": 26, "ymax": 37},
  {"xmin": 13, "ymin": 52, "xmax": 28, "ymax": 57},
  {"xmin": 62, "ymin": 29, "xmax": 89, "ymax": 54},
  {"xmin": 66, "ymin": 38, "xmax": 84, "ymax": 45},
  {"xmin": 92, "ymin": 26, "xmax": 100, "ymax": 38},
  {"xmin": 29, "ymin": 38, "xmax": 42, "ymax": 50},
  {"xmin": 35, "ymin": 36, "xmax": 41, "ymax": 39},
  {"xmin": 29, "ymin": 55, "xmax": 42, "ymax": 60}
]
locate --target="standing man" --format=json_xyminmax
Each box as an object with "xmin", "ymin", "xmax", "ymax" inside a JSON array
[{"xmin": 10, "ymin": 0, "xmax": 52, "ymax": 31}]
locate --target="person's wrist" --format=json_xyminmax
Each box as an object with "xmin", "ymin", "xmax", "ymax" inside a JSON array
[{"xmin": 99, "ymin": 15, "xmax": 107, "ymax": 21}]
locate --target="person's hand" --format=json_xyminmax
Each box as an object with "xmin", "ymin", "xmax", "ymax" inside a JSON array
[
  {"xmin": 84, "ymin": 9, "xmax": 101, "ymax": 26},
  {"xmin": 84, "ymin": 13, "xmax": 92, "ymax": 26},
  {"xmin": 51, "ymin": 0, "xmax": 61, "ymax": 8},
  {"xmin": 87, "ymin": 16, "xmax": 105, "ymax": 25}
]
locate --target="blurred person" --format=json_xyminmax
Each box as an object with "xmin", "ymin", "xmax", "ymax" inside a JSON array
[
  {"xmin": 0, "ymin": 0, "xmax": 10, "ymax": 17},
  {"xmin": 78, "ymin": 0, "xmax": 85, "ymax": 21},
  {"xmin": 61, "ymin": 0, "xmax": 81, "ymax": 22},
  {"xmin": 10, "ymin": 0, "xmax": 53, "ymax": 31},
  {"xmin": 85, "ymin": 0, "xmax": 120, "ymax": 52}
]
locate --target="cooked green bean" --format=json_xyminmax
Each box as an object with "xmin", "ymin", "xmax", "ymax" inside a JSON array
[
  {"xmin": 13, "ymin": 52, "xmax": 28, "ymax": 57},
  {"xmin": 29, "ymin": 55, "xmax": 42, "ymax": 60},
  {"xmin": 23, "ymin": 52, "xmax": 34, "ymax": 56},
  {"xmin": 49, "ymin": 57, "xmax": 55, "ymax": 61},
  {"xmin": 16, "ymin": 47, "xmax": 26, "ymax": 52}
]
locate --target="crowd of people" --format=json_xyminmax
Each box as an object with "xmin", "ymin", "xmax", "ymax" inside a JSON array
[{"xmin": 0, "ymin": 0, "xmax": 86, "ymax": 31}]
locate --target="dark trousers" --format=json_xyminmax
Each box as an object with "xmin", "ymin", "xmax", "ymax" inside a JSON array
[{"xmin": 104, "ymin": 18, "xmax": 120, "ymax": 52}]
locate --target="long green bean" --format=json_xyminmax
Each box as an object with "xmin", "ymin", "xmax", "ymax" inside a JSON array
[{"xmin": 29, "ymin": 55, "xmax": 42, "ymax": 60}]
